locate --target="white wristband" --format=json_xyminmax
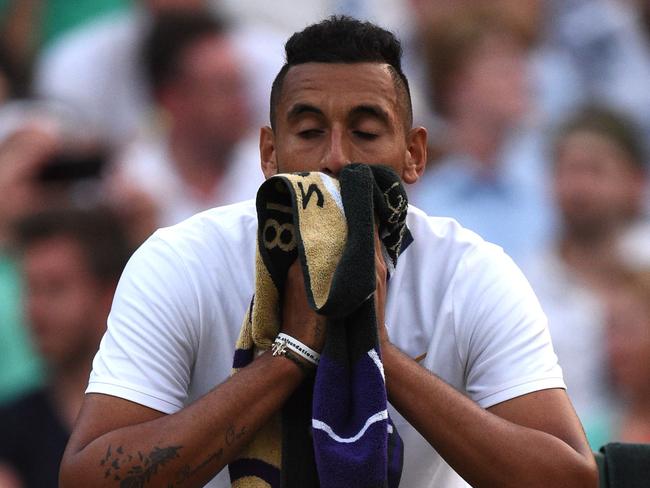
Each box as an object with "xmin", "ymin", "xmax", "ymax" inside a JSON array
[{"xmin": 274, "ymin": 333, "xmax": 320, "ymax": 366}]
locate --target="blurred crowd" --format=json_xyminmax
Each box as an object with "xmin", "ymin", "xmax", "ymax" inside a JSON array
[{"xmin": 0, "ymin": 0, "xmax": 649, "ymax": 486}]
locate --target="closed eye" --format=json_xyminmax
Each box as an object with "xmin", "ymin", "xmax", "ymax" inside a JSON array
[
  {"xmin": 298, "ymin": 129, "xmax": 324, "ymax": 139},
  {"xmin": 353, "ymin": 130, "xmax": 379, "ymax": 141}
]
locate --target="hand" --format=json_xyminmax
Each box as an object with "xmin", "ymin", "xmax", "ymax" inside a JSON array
[
  {"xmin": 281, "ymin": 259, "xmax": 327, "ymax": 352},
  {"xmin": 374, "ymin": 229, "xmax": 390, "ymax": 347}
]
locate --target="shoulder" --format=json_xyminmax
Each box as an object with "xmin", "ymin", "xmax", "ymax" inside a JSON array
[
  {"xmin": 122, "ymin": 200, "xmax": 258, "ymax": 297},
  {"xmin": 94, "ymin": 202, "xmax": 259, "ymax": 413},
  {"xmin": 404, "ymin": 204, "xmax": 542, "ymax": 325},
  {"xmin": 406, "ymin": 204, "xmax": 482, "ymax": 241},
  {"xmin": 405, "ymin": 210, "xmax": 562, "ymax": 407},
  {"xmin": 151, "ymin": 200, "xmax": 258, "ymax": 256},
  {"xmin": 404, "ymin": 204, "xmax": 504, "ymax": 271}
]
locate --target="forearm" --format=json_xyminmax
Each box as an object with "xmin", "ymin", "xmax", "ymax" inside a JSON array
[
  {"xmin": 383, "ymin": 343, "xmax": 596, "ymax": 488},
  {"xmin": 60, "ymin": 352, "xmax": 303, "ymax": 488}
]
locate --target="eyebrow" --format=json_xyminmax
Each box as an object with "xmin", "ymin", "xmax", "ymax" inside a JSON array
[
  {"xmin": 286, "ymin": 103, "xmax": 324, "ymax": 122},
  {"xmin": 286, "ymin": 103, "xmax": 392, "ymax": 127},
  {"xmin": 349, "ymin": 104, "xmax": 391, "ymax": 126}
]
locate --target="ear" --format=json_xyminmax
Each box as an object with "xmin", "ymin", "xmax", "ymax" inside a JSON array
[
  {"xmin": 260, "ymin": 126, "xmax": 279, "ymax": 179},
  {"xmin": 402, "ymin": 126, "xmax": 428, "ymax": 184}
]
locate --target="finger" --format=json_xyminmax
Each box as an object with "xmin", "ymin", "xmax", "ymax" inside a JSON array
[{"xmin": 281, "ymin": 260, "xmax": 327, "ymax": 352}]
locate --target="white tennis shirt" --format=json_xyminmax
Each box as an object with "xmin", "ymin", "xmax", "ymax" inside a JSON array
[{"xmin": 88, "ymin": 200, "xmax": 564, "ymax": 487}]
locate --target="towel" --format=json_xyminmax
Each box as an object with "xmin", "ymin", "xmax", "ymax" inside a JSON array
[
  {"xmin": 229, "ymin": 163, "xmax": 412, "ymax": 488},
  {"xmin": 598, "ymin": 442, "xmax": 650, "ymax": 488}
]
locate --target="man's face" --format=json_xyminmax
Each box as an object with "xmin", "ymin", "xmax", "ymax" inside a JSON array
[
  {"xmin": 164, "ymin": 35, "xmax": 250, "ymax": 153},
  {"xmin": 451, "ymin": 33, "xmax": 530, "ymax": 127},
  {"xmin": 553, "ymin": 130, "xmax": 644, "ymax": 235},
  {"xmin": 260, "ymin": 62, "xmax": 426, "ymax": 183},
  {"xmin": 22, "ymin": 236, "xmax": 109, "ymax": 369}
]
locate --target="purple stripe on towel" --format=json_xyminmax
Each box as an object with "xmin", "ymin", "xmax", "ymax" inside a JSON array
[
  {"xmin": 228, "ymin": 458, "xmax": 281, "ymax": 487},
  {"xmin": 313, "ymin": 350, "xmax": 387, "ymax": 436},
  {"xmin": 233, "ymin": 348, "xmax": 255, "ymax": 369},
  {"xmin": 313, "ymin": 348, "xmax": 400, "ymax": 488}
]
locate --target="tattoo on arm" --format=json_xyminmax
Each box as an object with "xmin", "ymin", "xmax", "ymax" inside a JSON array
[
  {"xmin": 173, "ymin": 448, "xmax": 224, "ymax": 486},
  {"xmin": 225, "ymin": 423, "xmax": 247, "ymax": 446},
  {"xmin": 98, "ymin": 423, "xmax": 248, "ymax": 487},
  {"xmin": 99, "ymin": 444, "xmax": 181, "ymax": 487},
  {"xmin": 174, "ymin": 423, "xmax": 248, "ymax": 486}
]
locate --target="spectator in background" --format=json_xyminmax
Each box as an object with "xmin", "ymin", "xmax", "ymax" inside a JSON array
[
  {"xmin": 523, "ymin": 105, "xmax": 647, "ymax": 449},
  {"xmin": 642, "ymin": 0, "xmax": 650, "ymax": 43},
  {"xmin": 605, "ymin": 266, "xmax": 650, "ymax": 444},
  {"xmin": 402, "ymin": 0, "xmax": 583, "ymax": 143},
  {"xmin": 0, "ymin": 104, "xmax": 108, "ymax": 405},
  {"xmin": 0, "ymin": 120, "xmax": 59, "ymax": 408},
  {"xmin": 546, "ymin": 0, "xmax": 650, "ymax": 138},
  {"xmin": 214, "ymin": 0, "xmax": 409, "ymax": 49},
  {"xmin": 105, "ymin": 10, "xmax": 264, "ymax": 236},
  {"xmin": 404, "ymin": 0, "xmax": 650, "ymax": 138},
  {"xmin": 0, "ymin": 0, "xmax": 129, "ymax": 96},
  {"xmin": 0, "ymin": 207, "xmax": 132, "ymax": 488},
  {"xmin": 0, "ymin": 40, "xmax": 19, "ymax": 102},
  {"xmin": 409, "ymin": 5, "xmax": 555, "ymax": 264},
  {"xmin": 32, "ymin": 0, "xmax": 284, "ymax": 147},
  {"xmin": 0, "ymin": 103, "xmax": 109, "ymax": 237}
]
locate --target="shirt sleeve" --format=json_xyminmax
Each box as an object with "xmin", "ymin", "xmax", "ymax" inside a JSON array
[
  {"xmin": 87, "ymin": 232, "xmax": 200, "ymax": 414},
  {"xmin": 452, "ymin": 243, "xmax": 565, "ymax": 409}
]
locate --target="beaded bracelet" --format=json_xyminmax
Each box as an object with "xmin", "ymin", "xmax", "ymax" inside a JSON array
[{"xmin": 275, "ymin": 347, "xmax": 315, "ymax": 377}]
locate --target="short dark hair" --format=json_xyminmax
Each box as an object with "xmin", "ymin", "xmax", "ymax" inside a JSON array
[
  {"xmin": 555, "ymin": 105, "xmax": 647, "ymax": 171},
  {"xmin": 13, "ymin": 207, "xmax": 133, "ymax": 284},
  {"xmin": 142, "ymin": 10, "xmax": 227, "ymax": 98},
  {"xmin": 269, "ymin": 15, "xmax": 412, "ymax": 129}
]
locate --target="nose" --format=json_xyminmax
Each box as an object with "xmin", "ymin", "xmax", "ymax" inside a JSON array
[{"xmin": 320, "ymin": 127, "xmax": 351, "ymax": 176}]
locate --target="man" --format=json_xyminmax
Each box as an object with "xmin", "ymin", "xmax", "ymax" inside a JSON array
[
  {"xmin": 60, "ymin": 17, "xmax": 597, "ymax": 487},
  {"xmin": 409, "ymin": 5, "xmax": 555, "ymax": 265},
  {"xmin": 33, "ymin": 0, "xmax": 283, "ymax": 147},
  {"xmin": 524, "ymin": 106, "xmax": 648, "ymax": 448},
  {"xmin": 0, "ymin": 207, "xmax": 132, "ymax": 487},
  {"xmin": 0, "ymin": 109, "xmax": 108, "ymax": 406},
  {"xmin": 106, "ymin": 10, "xmax": 264, "ymax": 231}
]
